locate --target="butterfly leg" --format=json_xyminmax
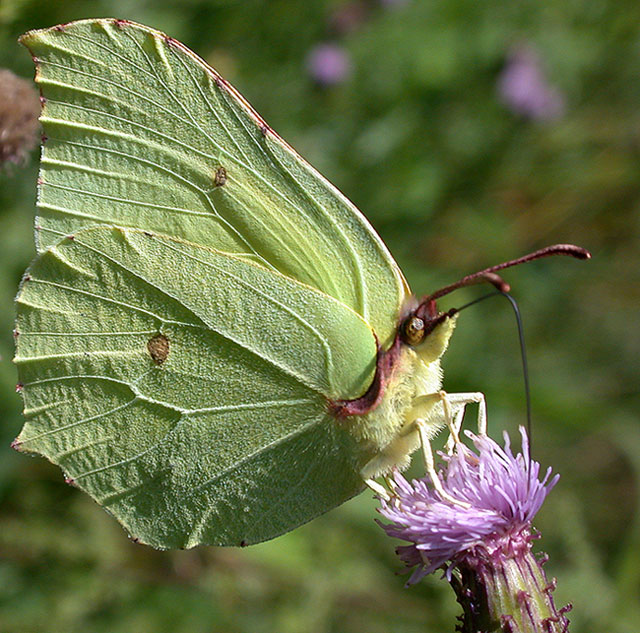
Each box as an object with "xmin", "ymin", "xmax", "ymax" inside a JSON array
[
  {"xmin": 364, "ymin": 477, "xmax": 392, "ymax": 500},
  {"xmin": 415, "ymin": 417, "xmax": 470, "ymax": 508},
  {"xmin": 440, "ymin": 391, "xmax": 487, "ymax": 454},
  {"xmin": 406, "ymin": 390, "xmax": 484, "ymax": 451}
]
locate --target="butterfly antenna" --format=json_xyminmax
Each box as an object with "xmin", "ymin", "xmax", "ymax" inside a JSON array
[
  {"xmin": 426, "ymin": 244, "xmax": 591, "ymax": 445},
  {"xmin": 417, "ymin": 244, "xmax": 591, "ymax": 312},
  {"xmin": 455, "ymin": 290, "xmax": 532, "ymax": 446},
  {"xmin": 501, "ymin": 293, "xmax": 532, "ymax": 445}
]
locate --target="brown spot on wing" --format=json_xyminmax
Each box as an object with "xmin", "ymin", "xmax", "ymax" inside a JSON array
[
  {"xmin": 147, "ymin": 333, "xmax": 170, "ymax": 365},
  {"xmin": 214, "ymin": 166, "xmax": 227, "ymax": 186}
]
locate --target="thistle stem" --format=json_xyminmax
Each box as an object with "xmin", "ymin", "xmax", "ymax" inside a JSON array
[{"xmin": 449, "ymin": 528, "xmax": 570, "ymax": 633}]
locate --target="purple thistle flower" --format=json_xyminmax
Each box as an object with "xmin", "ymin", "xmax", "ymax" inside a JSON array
[
  {"xmin": 306, "ymin": 43, "xmax": 352, "ymax": 86},
  {"xmin": 380, "ymin": 428, "xmax": 557, "ymax": 583},
  {"xmin": 379, "ymin": 428, "xmax": 570, "ymax": 632},
  {"xmin": 498, "ymin": 45, "xmax": 565, "ymax": 121}
]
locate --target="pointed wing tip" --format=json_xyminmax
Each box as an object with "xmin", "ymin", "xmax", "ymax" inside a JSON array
[
  {"xmin": 18, "ymin": 28, "xmax": 43, "ymax": 52},
  {"xmin": 19, "ymin": 18, "xmax": 145, "ymax": 45},
  {"xmin": 19, "ymin": 20, "xmax": 77, "ymax": 46}
]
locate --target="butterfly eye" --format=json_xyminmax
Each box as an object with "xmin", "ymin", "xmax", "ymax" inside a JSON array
[{"xmin": 402, "ymin": 316, "xmax": 426, "ymax": 346}]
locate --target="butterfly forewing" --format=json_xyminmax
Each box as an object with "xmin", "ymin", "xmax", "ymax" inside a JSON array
[{"xmin": 23, "ymin": 19, "xmax": 409, "ymax": 345}]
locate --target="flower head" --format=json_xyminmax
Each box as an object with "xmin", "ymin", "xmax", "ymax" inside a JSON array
[
  {"xmin": 306, "ymin": 44, "xmax": 352, "ymax": 86},
  {"xmin": 497, "ymin": 45, "xmax": 565, "ymax": 120},
  {"xmin": 379, "ymin": 427, "xmax": 558, "ymax": 584}
]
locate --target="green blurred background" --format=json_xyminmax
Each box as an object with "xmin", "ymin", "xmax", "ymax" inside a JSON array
[{"xmin": 1, "ymin": 1, "xmax": 638, "ymax": 631}]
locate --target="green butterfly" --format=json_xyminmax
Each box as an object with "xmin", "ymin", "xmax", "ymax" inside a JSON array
[{"xmin": 13, "ymin": 19, "xmax": 588, "ymax": 548}]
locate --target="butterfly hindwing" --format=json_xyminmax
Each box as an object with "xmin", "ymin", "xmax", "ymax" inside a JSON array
[{"xmin": 14, "ymin": 226, "xmax": 378, "ymax": 547}]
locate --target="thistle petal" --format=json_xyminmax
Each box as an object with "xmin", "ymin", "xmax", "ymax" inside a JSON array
[{"xmin": 378, "ymin": 427, "xmax": 558, "ymax": 582}]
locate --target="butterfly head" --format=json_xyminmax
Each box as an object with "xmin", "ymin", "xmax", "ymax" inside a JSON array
[{"xmin": 399, "ymin": 299, "xmax": 458, "ymax": 363}]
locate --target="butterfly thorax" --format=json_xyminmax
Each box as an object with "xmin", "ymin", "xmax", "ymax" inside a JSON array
[{"xmin": 332, "ymin": 315, "xmax": 457, "ymax": 478}]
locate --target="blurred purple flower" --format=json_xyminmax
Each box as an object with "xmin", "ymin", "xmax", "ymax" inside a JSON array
[
  {"xmin": 306, "ymin": 43, "xmax": 352, "ymax": 86},
  {"xmin": 379, "ymin": 428, "xmax": 558, "ymax": 583},
  {"xmin": 498, "ymin": 45, "xmax": 565, "ymax": 120}
]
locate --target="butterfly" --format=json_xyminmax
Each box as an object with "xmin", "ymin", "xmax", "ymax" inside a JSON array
[{"xmin": 13, "ymin": 19, "xmax": 589, "ymax": 548}]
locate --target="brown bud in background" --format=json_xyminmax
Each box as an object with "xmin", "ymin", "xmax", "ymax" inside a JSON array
[{"xmin": 0, "ymin": 68, "xmax": 40, "ymax": 167}]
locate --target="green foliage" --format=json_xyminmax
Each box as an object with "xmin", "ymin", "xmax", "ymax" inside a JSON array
[{"xmin": 1, "ymin": 1, "xmax": 639, "ymax": 632}]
